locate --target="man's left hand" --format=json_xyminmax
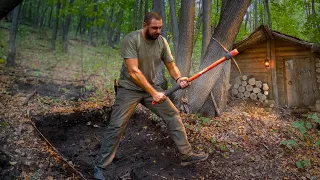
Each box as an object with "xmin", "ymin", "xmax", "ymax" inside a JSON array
[{"xmin": 177, "ymin": 77, "xmax": 190, "ymax": 89}]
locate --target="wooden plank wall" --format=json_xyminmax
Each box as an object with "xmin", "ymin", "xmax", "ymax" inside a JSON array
[
  {"xmin": 231, "ymin": 42, "xmax": 269, "ymax": 86},
  {"xmin": 275, "ymin": 39, "xmax": 316, "ymax": 106}
]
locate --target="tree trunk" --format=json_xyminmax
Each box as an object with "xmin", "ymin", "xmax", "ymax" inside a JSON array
[
  {"xmin": 153, "ymin": 0, "xmax": 169, "ymax": 90},
  {"xmin": 193, "ymin": 1, "xmax": 203, "ymax": 48},
  {"xmin": 139, "ymin": 0, "xmax": 143, "ymax": 29},
  {"xmin": 176, "ymin": 0, "xmax": 194, "ymax": 77},
  {"xmin": 48, "ymin": 5, "xmax": 53, "ymax": 27},
  {"xmin": 173, "ymin": 0, "xmax": 195, "ymax": 108},
  {"xmin": 253, "ymin": 0, "xmax": 258, "ymax": 29},
  {"xmin": 34, "ymin": 0, "xmax": 41, "ymax": 26},
  {"xmin": 153, "ymin": 0, "xmax": 168, "ymax": 39},
  {"xmin": 145, "ymin": 0, "xmax": 149, "ymax": 14},
  {"xmin": 0, "ymin": 0, "xmax": 23, "ymax": 20},
  {"xmin": 107, "ymin": 7, "xmax": 115, "ymax": 46},
  {"xmin": 133, "ymin": 0, "xmax": 139, "ymax": 30},
  {"xmin": 61, "ymin": 0, "xmax": 74, "ymax": 53},
  {"xmin": 6, "ymin": 4, "xmax": 20, "ymax": 68},
  {"xmin": 201, "ymin": 0, "xmax": 212, "ymax": 62},
  {"xmin": 50, "ymin": 0, "xmax": 60, "ymax": 51},
  {"xmin": 186, "ymin": 0, "xmax": 250, "ymax": 116},
  {"xmin": 169, "ymin": 0, "xmax": 179, "ymax": 57},
  {"xmin": 263, "ymin": 0, "xmax": 272, "ymax": 28},
  {"xmin": 113, "ymin": 9, "xmax": 123, "ymax": 46},
  {"xmin": 88, "ymin": 0, "xmax": 98, "ymax": 46}
]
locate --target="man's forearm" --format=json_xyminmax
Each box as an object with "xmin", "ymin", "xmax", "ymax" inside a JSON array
[
  {"xmin": 129, "ymin": 70, "xmax": 158, "ymax": 96},
  {"xmin": 166, "ymin": 62, "xmax": 182, "ymax": 81}
]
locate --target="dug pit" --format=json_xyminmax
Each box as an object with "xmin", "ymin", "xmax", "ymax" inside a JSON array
[{"xmin": 32, "ymin": 107, "xmax": 209, "ymax": 179}]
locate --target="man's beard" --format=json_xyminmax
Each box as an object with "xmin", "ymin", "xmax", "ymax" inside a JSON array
[{"xmin": 146, "ymin": 29, "xmax": 160, "ymax": 40}]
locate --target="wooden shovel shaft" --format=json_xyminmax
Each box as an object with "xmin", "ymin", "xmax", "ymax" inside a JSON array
[{"xmin": 152, "ymin": 49, "xmax": 239, "ymax": 105}]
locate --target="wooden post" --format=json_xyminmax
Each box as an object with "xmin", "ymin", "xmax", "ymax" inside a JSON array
[{"xmin": 270, "ymin": 38, "xmax": 279, "ymax": 106}]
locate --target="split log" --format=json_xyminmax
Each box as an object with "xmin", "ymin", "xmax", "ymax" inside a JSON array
[
  {"xmin": 259, "ymin": 98, "xmax": 264, "ymax": 102},
  {"xmin": 262, "ymin": 83, "xmax": 269, "ymax": 91},
  {"xmin": 246, "ymin": 85, "xmax": 253, "ymax": 92},
  {"xmin": 264, "ymin": 91, "xmax": 269, "ymax": 96},
  {"xmin": 237, "ymin": 92, "xmax": 244, "ymax": 98},
  {"xmin": 238, "ymin": 86, "xmax": 246, "ymax": 93},
  {"xmin": 316, "ymin": 68, "xmax": 320, "ymax": 73},
  {"xmin": 233, "ymin": 84, "xmax": 239, "ymax": 89},
  {"xmin": 317, "ymin": 75, "xmax": 320, "ymax": 79},
  {"xmin": 242, "ymin": 75, "xmax": 248, "ymax": 81},
  {"xmin": 241, "ymin": 81, "xmax": 248, "ymax": 86},
  {"xmin": 316, "ymin": 62, "xmax": 320, "ymax": 68},
  {"xmin": 253, "ymin": 87, "xmax": 261, "ymax": 93},
  {"xmin": 244, "ymin": 91, "xmax": 251, "ymax": 97},
  {"xmin": 257, "ymin": 93, "xmax": 263, "ymax": 99},
  {"xmin": 261, "ymin": 94, "xmax": 267, "ymax": 100},
  {"xmin": 316, "ymin": 58, "xmax": 320, "ymax": 63},
  {"xmin": 255, "ymin": 81, "xmax": 262, "ymax": 88},
  {"xmin": 231, "ymin": 88, "xmax": 238, "ymax": 96},
  {"xmin": 248, "ymin": 78, "xmax": 256, "ymax": 85},
  {"xmin": 250, "ymin": 93, "xmax": 257, "ymax": 100}
]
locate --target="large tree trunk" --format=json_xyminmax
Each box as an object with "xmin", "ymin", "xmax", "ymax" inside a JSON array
[
  {"xmin": 169, "ymin": 0, "xmax": 179, "ymax": 57},
  {"xmin": 153, "ymin": 0, "xmax": 167, "ymax": 39},
  {"xmin": 133, "ymin": 0, "xmax": 139, "ymax": 30},
  {"xmin": 50, "ymin": 0, "xmax": 60, "ymax": 51},
  {"xmin": 173, "ymin": 0, "xmax": 195, "ymax": 109},
  {"xmin": 153, "ymin": 0, "xmax": 169, "ymax": 90},
  {"xmin": 201, "ymin": 0, "xmax": 212, "ymax": 62},
  {"xmin": 186, "ymin": 0, "xmax": 250, "ymax": 116},
  {"xmin": 6, "ymin": 4, "xmax": 20, "ymax": 68},
  {"xmin": 113, "ymin": 9, "xmax": 123, "ymax": 46},
  {"xmin": 0, "ymin": 0, "xmax": 23, "ymax": 20}
]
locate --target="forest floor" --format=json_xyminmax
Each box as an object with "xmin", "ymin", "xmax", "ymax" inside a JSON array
[
  {"xmin": 0, "ymin": 25, "xmax": 320, "ymax": 180},
  {"xmin": 1, "ymin": 67, "xmax": 320, "ymax": 180}
]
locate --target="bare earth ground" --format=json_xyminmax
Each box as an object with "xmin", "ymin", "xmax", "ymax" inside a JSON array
[{"xmin": 1, "ymin": 67, "xmax": 320, "ymax": 180}]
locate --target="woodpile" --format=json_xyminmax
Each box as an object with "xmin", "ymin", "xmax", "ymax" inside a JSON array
[{"xmin": 231, "ymin": 75, "xmax": 269, "ymax": 103}]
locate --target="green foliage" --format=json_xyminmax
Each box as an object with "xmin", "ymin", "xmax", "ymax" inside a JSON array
[
  {"xmin": 296, "ymin": 159, "xmax": 311, "ymax": 169},
  {"xmin": 315, "ymin": 140, "xmax": 320, "ymax": 147},
  {"xmin": 292, "ymin": 120, "xmax": 307, "ymax": 134},
  {"xmin": 281, "ymin": 139, "xmax": 298, "ymax": 149}
]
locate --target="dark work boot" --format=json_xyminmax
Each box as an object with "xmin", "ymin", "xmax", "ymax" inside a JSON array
[
  {"xmin": 93, "ymin": 166, "xmax": 105, "ymax": 180},
  {"xmin": 181, "ymin": 153, "xmax": 209, "ymax": 166}
]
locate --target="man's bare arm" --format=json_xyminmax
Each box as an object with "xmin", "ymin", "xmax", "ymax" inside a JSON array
[
  {"xmin": 165, "ymin": 61, "xmax": 190, "ymax": 88},
  {"xmin": 125, "ymin": 58, "xmax": 166, "ymax": 102}
]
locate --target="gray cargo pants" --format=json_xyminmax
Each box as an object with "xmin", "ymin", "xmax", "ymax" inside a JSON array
[{"xmin": 95, "ymin": 86, "xmax": 193, "ymax": 168}]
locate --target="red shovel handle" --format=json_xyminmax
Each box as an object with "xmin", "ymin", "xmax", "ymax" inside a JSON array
[{"xmin": 152, "ymin": 49, "xmax": 239, "ymax": 105}]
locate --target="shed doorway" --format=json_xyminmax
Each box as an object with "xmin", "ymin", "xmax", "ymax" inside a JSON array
[{"xmin": 284, "ymin": 58, "xmax": 315, "ymax": 107}]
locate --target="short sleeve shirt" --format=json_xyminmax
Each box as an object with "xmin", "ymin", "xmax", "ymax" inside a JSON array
[{"xmin": 118, "ymin": 30, "xmax": 174, "ymax": 91}]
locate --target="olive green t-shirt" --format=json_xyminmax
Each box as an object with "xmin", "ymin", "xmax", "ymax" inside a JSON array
[{"xmin": 119, "ymin": 30, "xmax": 174, "ymax": 91}]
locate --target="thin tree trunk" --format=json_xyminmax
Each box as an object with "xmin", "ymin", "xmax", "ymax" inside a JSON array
[
  {"xmin": 169, "ymin": 0, "xmax": 179, "ymax": 57},
  {"xmin": 6, "ymin": 4, "xmax": 20, "ymax": 68},
  {"xmin": 107, "ymin": 7, "xmax": 114, "ymax": 46},
  {"xmin": 193, "ymin": 0, "xmax": 203, "ymax": 48},
  {"xmin": 61, "ymin": 0, "xmax": 74, "ymax": 53},
  {"xmin": 48, "ymin": 5, "xmax": 53, "ymax": 27},
  {"xmin": 133, "ymin": 0, "xmax": 139, "ymax": 30},
  {"xmin": 34, "ymin": 0, "xmax": 41, "ymax": 26},
  {"xmin": 50, "ymin": 0, "xmax": 61, "ymax": 51},
  {"xmin": 201, "ymin": 0, "xmax": 212, "ymax": 62},
  {"xmin": 139, "ymin": 0, "xmax": 143, "ymax": 29},
  {"xmin": 88, "ymin": 0, "xmax": 98, "ymax": 46},
  {"xmin": 253, "ymin": 0, "xmax": 258, "ymax": 29},
  {"xmin": 0, "ymin": 0, "xmax": 23, "ymax": 20},
  {"xmin": 311, "ymin": 0, "xmax": 319, "ymax": 29},
  {"xmin": 145, "ymin": 0, "xmax": 149, "ymax": 14},
  {"xmin": 187, "ymin": 0, "xmax": 250, "ymax": 116},
  {"xmin": 263, "ymin": 0, "xmax": 271, "ymax": 28},
  {"xmin": 114, "ymin": 9, "xmax": 123, "ymax": 46}
]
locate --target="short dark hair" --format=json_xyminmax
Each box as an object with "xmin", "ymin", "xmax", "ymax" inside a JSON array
[{"xmin": 144, "ymin": 12, "xmax": 162, "ymax": 25}]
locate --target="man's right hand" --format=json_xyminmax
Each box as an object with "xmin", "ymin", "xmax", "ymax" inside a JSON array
[{"xmin": 152, "ymin": 92, "xmax": 166, "ymax": 104}]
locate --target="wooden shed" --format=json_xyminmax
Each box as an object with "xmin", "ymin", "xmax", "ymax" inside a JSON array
[{"xmin": 231, "ymin": 25, "xmax": 320, "ymax": 108}]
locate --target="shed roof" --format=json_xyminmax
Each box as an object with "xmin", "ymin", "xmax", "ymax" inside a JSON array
[{"xmin": 234, "ymin": 25, "xmax": 320, "ymax": 53}]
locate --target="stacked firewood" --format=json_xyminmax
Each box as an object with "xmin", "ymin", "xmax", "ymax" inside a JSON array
[{"xmin": 231, "ymin": 75, "xmax": 269, "ymax": 102}]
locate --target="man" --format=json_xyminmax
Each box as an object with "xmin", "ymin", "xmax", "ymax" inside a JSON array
[{"xmin": 94, "ymin": 12, "xmax": 208, "ymax": 180}]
